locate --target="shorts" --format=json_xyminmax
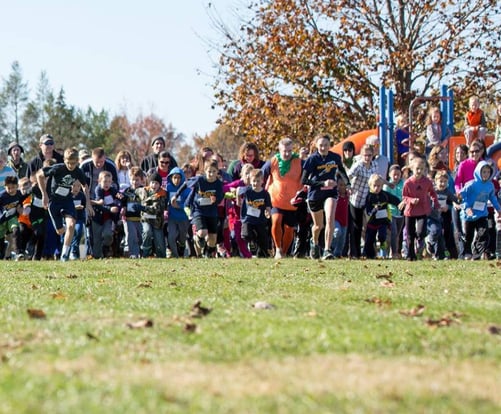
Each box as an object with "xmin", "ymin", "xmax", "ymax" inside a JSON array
[
  {"xmin": 192, "ymin": 215, "xmax": 218, "ymax": 234},
  {"xmin": 307, "ymin": 191, "xmax": 338, "ymax": 213},
  {"xmin": 271, "ymin": 208, "xmax": 298, "ymax": 227},
  {"xmin": 48, "ymin": 199, "xmax": 76, "ymax": 231}
]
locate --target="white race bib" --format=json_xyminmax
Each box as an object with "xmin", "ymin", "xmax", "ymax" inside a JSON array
[
  {"xmin": 199, "ymin": 197, "xmax": 212, "ymax": 206},
  {"xmin": 55, "ymin": 186, "xmax": 70, "ymax": 197},
  {"xmin": 73, "ymin": 200, "xmax": 82, "ymax": 207},
  {"xmin": 104, "ymin": 195, "xmax": 114, "ymax": 205},
  {"xmin": 33, "ymin": 197, "xmax": 44, "ymax": 208},
  {"xmin": 375, "ymin": 209, "xmax": 388, "ymax": 219},
  {"xmin": 143, "ymin": 213, "xmax": 156, "ymax": 220},
  {"xmin": 127, "ymin": 202, "xmax": 135, "ymax": 212},
  {"xmin": 439, "ymin": 199, "xmax": 447, "ymax": 208},
  {"xmin": 247, "ymin": 206, "xmax": 261, "ymax": 218},
  {"xmin": 6, "ymin": 207, "xmax": 16, "ymax": 217}
]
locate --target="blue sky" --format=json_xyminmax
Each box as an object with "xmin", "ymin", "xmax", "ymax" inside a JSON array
[{"xmin": 1, "ymin": 0, "xmax": 237, "ymax": 139}]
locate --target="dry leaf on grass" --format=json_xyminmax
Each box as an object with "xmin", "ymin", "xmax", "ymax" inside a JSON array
[
  {"xmin": 365, "ymin": 297, "xmax": 392, "ymax": 306},
  {"xmin": 66, "ymin": 274, "xmax": 78, "ymax": 279},
  {"xmin": 51, "ymin": 291, "xmax": 67, "ymax": 300},
  {"xmin": 488, "ymin": 325, "xmax": 501, "ymax": 335},
  {"xmin": 184, "ymin": 323, "xmax": 197, "ymax": 333},
  {"xmin": 86, "ymin": 332, "xmax": 99, "ymax": 341},
  {"xmin": 190, "ymin": 300, "xmax": 211, "ymax": 318},
  {"xmin": 380, "ymin": 280, "xmax": 395, "ymax": 288},
  {"xmin": 375, "ymin": 272, "xmax": 393, "ymax": 280},
  {"xmin": 426, "ymin": 312, "xmax": 463, "ymax": 328},
  {"xmin": 400, "ymin": 304, "xmax": 426, "ymax": 317},
  {"xmin": 136, "ymin": 281, "xmax": 152, "ymax": 288},
  {"xmin": 126, "ymin": 319, "xmax": 153, "ymax": 329},
  {"xmin": 27, "ymin": 309, "xmax": 46, "ymax": 319}
]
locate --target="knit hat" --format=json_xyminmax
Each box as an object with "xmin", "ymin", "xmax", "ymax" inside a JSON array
[
  {"xmin": 148, "ymin": 172, "xmax": 163, "ymax": 185},
  {"xmin": 7, "ymin": 142, "xmax": 24, "ymax": 156},
  {"xmin": 151, "ymin": 136, "xmax": 165, "ymax": 147}
]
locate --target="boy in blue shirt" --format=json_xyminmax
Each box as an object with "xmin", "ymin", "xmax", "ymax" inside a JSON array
[
  {"xmin": 167, "ymin": 167, "xmax": 191, "ymax": 258},
  {"xmin": 460, "ymin": 160, "xmax": 501, "ymax": 260}
]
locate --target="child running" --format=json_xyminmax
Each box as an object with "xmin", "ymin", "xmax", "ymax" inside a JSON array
[
  {"xmin": 240, "ymin": 169, "xmax": 272, "ymax": 257},
  {"xmin": 402, "ymin": 157, "xmax": 440, "ymax": 261},
  {"xmin": 186, "ymin": 160, "xmax": 224, "ymax": 258},
  {"xmin": 36, "ymin": 148, "xmax": 93, "ymax": 261}
]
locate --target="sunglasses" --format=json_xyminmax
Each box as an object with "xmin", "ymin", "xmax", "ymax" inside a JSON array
[
  {"xmin": 159, "ymin": 160, "xmax": 170, "ymax": 165},
  {"xmin": 469, "ymin": 149, "xmax": 480, "ymax": 154},
  {"xmin": 43, "ymin": 141, "xmax": 55, "ymax": 145}
]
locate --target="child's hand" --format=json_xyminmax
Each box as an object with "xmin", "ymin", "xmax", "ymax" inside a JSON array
[
  {"xmin": 412, "ymin": 198, "xmax": 419, "ymax": 205},
  {"xmin": 171, "ymin": 196, "xmax": 179, "ymax": 208},
  {"xmin": 466, "ymin": 208, "xmax": 473, "ymax": 217},
  {"xmin": 210, "ymin": 195, "xmax": 216, "ymax": 204},
  {"xmin": 110, "ymin": 206, "xmax": 119, "ymax": 214},
  {"xmin": 75, "ymin": 205, "xmax": 84, "ymax": 210},
  {"xmin": 440, "ymin": 206, "xmax": 448, "ymax": 213}
]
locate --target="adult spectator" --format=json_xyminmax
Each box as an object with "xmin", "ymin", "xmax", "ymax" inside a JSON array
[
  {"xmin": 7, "ymin": 142, "xmax": 28, "ymax": 178},
  {"xmin": 141, "ymin": 135, "xmax": 177, "ymax": 172},
  {"xmin": 347, "ymin": 144, "xmax": 378, "ymax": 258},
  {"xmin": 79, "ymin": 147, "xmax": 118, "ymax": 198},
  {"xmin": 229, "ymin": 142, "xmax": 265, "ymax": 180},
  {"xmin": 146, "ymin": 150, "xmax": 173, "ymax": 189},
  {"xmin": 27, "ymin": 134, "xmax": 64, "ymax": 177},
  {"xmin": 365, "ymin": 135, "xmax": 389, "ymax": 179},
  {"xmin": 262, "ymin": 137, "xmax": 303, "ymax": 259}
]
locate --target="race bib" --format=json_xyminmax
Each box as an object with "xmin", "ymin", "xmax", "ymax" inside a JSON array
[
  {"xmin": 473, "ymin": 201, "xmax": 485, "ymax": 211},
  {"xmin": 143, "ymin": 213, "xmax": 156, "ymax": 220},
  {"xmin": 104, "ymin": 195, "xmax": 114, "ymax": 205},
  {"xmin": 6, "ymin": 207, "xmax": 16, "ymax": 217},
  {"xmin": 55, "ymin": 186, "xmax": 70, "ymax": 197},
  {"xmin": 247, "ymin": 206, "xmax": 261, "ymax": 218},
  {"xmin": 73, "ymin": 200, "xmax": 82, "ymax": 207},
  {"xmin": 199, "ymin": 197, "xmax": 212, "ymax": 206},
  {"xmin": 127, "ymin": 202, "xmax": 135, "ymax": 212},
  {"xmin": 32, "ymin": 197, "xmax": 44, "ymax": 208},
  {"xmin": 439, "ymin": 199, "xmax": 447, "ymax": 208},
  {"xmin": 375, "ymin": 209, "xmax": 388, "ymax": 219}
]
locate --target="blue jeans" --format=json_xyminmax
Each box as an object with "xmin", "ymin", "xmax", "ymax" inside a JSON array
[
  {"xmin": 70, "ymin": 220, "xmax": 86, "ymax": 257},
  {"xmin": 426, "ymin": 216, "xmax": 445, "ymax": 259},
  {"xmin": 330, "ymin": 221, "xmax": 347, "ymax": 257},
  {"xmin": 126, "ymin": 220, "xmax": 143, "ymax": 257},
  {"xmin": 141, "ymin": 222, "xmax": 166, "ymax": 258}
]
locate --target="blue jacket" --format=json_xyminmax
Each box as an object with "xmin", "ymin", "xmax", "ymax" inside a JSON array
[
  {"xmin": 460, "ymin": 160, "xmax": 501, "ymax": 222},
  {"xmin": 167, "ymin": 167, "xmax": 190, "ymax": 222}
]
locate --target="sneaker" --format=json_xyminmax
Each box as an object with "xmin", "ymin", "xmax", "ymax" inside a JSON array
[
  {"xmin": 274, "ymin": 248, "xmax": 283, "ymax": 259},
  {"xmin": 309, "ymin": 243, "xmax": 320, "ymax": 260},
  {"xmin": 322, "ymin": 250, "xmax": 334, "ymax": 260},
  {"xmin": 15, "ymin": 253, "xmax": 25, "ymax": 261},
  {"xmin": 60, "ymin": 255, "xmax": 69, "ymax": 262}
]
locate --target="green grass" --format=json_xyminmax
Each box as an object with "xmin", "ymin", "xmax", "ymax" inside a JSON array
[{"xmin": 1, "ymin": 258, "xmax": 500, "ymax": 413}]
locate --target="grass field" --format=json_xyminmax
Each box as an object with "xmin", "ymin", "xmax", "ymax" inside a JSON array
[{"xmin": 1, "ymin": 258, "xmax": 500, "ymax": 413}]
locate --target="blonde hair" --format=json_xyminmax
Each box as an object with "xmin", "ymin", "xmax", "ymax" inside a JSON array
[
  {"xmin": 98, "ymin": 171, "xmax": 112, "ymax": 182},
  {"xmin": 368, "ymin": 174, "xmax": 383, "ymax": 191}
]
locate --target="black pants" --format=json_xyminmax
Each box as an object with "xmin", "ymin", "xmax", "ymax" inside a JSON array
[
  {"xmin": 405, "ymin": 215, "xmax": 427, "ymax": 259},
  {"xmin": 241, "ymin": 222, "xmax": 269, "ymax": 257},
  {"xmin": 464, "ymin": 217, "xmax": 488, "ymax": 259},
  {"xmin": 349, "ymin": 204, "xmax": 364, "ymax": 258}
]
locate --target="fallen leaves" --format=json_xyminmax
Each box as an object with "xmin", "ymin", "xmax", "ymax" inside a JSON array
[
  {"xmin": 190, "ymin": 300, "xmax": 212, "ymax": 318},
  {"xmin": 488, "ymin": 325, "xmax": 501, "ymax": 335},
  {"xmin": 425, "ymin": 312, "xmax": 464, "ymax": 328},
  {"xmin": 399, "ymin": 304, "xmax": 425, "ymax": 317},
  {"xmin": 27, "ymin": 308, "xmax": 46, "ymax": 319},
  {"xmin": 136, "ymin": 281, "xmax": 153, "ymax": 288},
  {"xmin": 365, "ymin": 297, "xmax": 392, "ymax": 307},
  {"xmin": 50, "ymin": 291, "xmax": 67, "ymax": 300}
]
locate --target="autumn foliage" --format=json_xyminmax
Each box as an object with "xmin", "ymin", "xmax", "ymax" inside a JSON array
[{"xmin": 212, "ymin": 0, "xmax": 501, "ymax": 154}]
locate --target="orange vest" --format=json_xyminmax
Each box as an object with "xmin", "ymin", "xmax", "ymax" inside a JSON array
[
  {"xmin": 18, "ymin": 194, "xmax": 32, "ymax": 228},
  {"xmin": 466, "ymin": 109, "xmax": 483, "ymax": 127},
  {"xmin": 266, "ymin": 156, "xmax": 303, "ymax": 211}
]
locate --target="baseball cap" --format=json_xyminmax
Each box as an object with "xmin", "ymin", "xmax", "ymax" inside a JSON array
[{"xmin": 39, "ymin": 134, "xmax": 55, "ymax": 145}]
